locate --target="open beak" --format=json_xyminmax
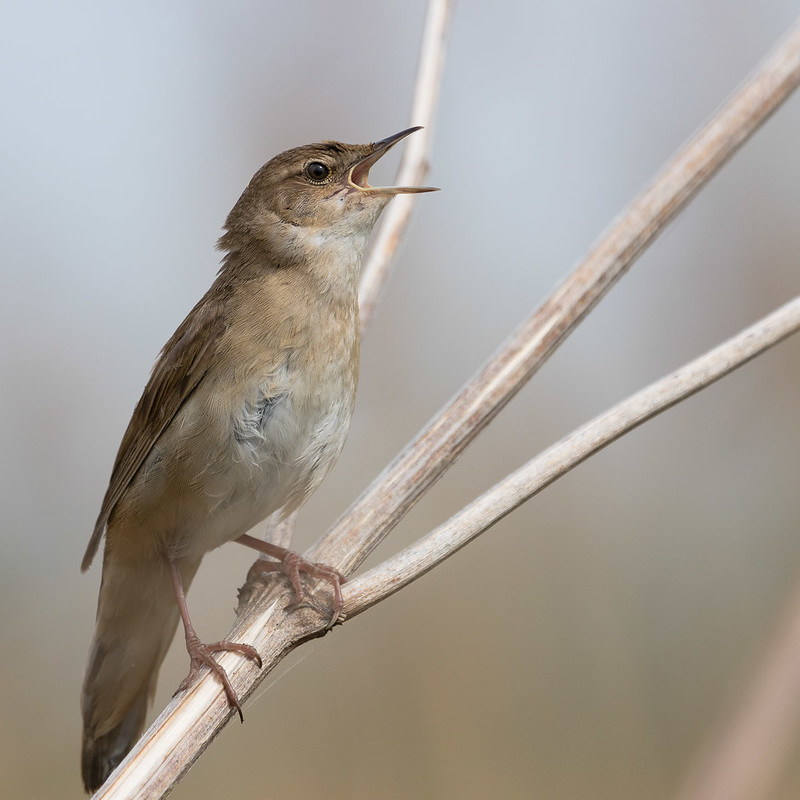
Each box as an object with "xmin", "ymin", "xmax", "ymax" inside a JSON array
[{"xmin": 348, "ymin": 126, "xmax": 438, "ymax": 195}]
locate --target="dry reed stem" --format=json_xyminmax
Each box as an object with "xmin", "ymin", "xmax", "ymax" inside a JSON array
[
  {"xmin": 675, "ymin": 569, "xmax": 800, "ymax": 800},
  {"xmin": 341, "ymin": 297, "xmax": 800, "ymax": 615},
  {"xmin": 357, "ymin": 0, "xmax": 453, "ymax": 327}
]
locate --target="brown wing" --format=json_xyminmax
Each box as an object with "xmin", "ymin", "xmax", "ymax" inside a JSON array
[{"xmin": 81, "ymin": 285, "xmax": 228, "ymax": 571}]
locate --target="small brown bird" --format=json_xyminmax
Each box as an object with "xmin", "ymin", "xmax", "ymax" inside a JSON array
[{"xmin": 80, "ymin": 127, "xmax": 435, "ymax": 793}]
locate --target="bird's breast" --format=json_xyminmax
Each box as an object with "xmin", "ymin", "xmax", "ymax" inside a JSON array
[{"xmin": 169, "ymin": 303, "xmax": 358, "ymax": 557}]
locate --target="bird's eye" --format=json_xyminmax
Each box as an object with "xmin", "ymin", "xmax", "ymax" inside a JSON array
[{"xmin": 305, "ymin": 161, "xmax": 331, "ymax": 183}]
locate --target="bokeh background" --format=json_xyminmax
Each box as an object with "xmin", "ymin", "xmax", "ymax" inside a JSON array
[{"xmin": 2, "ymin": 1, "xmax": 799, "ymax": 798}]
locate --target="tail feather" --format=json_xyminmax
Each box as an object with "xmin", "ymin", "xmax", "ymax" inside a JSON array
[
  {"xmin": 81, "ymin": 677, "xmax": 152, "ymax": 794},
  {"xmin": 81, "ymin": 554, "xmax": 199, "ymax": 793}
]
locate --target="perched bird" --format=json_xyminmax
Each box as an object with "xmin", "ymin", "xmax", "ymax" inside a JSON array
[{"xmin": 80, "ymin": 127, "xmax": 436, "ymax": 793}]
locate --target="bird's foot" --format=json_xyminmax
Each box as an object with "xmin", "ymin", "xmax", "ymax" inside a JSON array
[
  {"xmin": 242, "ymin": 539, "xmax": 346, "ymax": 628},
  {"xmin": 175, "ymin": 633, "xmax": 262, "ymax": 721}
]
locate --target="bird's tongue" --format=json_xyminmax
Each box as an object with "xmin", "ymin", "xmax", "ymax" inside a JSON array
[{"xmin": 350, "ymin": 150, "xmax": 384, "ymax": 188}]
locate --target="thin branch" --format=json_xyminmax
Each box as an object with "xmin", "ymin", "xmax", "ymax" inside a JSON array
[
  {"xmin": 357, "ymin": 0, "xmax": 453, "ymax": 327},
  {"xmin": 92, "ymin": 16, "xmax": 800, "ymax": 800},
  {"xmin": 341, "ymin": 297, "xmax": 800, "ymax": 616},
  {"xmin": 675, "ymin": 570, "xmax": 800, "ymax": 800}
]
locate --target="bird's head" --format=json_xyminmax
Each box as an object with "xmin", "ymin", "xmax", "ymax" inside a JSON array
[{"xmin": 222, "ymin": 127, "xmax": 437, "ymax": 249}]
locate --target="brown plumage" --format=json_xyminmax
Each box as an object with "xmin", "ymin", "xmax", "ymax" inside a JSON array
[{"xmin": 80, "ymin": 128, "xmax": 435, "ymax": 793}]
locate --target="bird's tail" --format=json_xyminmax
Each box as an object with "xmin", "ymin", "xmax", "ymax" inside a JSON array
[{"xmin": 80, "ymin": 553, "xmax": 199, "ymax": 793}]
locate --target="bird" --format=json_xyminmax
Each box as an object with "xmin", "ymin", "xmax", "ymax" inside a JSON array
[{"xmin": 80, "ymin": 127, "xmax": 436, "ymax": 793}]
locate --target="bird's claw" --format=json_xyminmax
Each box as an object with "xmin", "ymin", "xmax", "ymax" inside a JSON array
[{"xmin": 175, "ymin": 633, "xmax": 262, "ymax": 721}]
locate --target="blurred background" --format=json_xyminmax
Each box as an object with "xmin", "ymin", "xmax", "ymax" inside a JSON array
[{"xmin": 1, "ymin": 1, "xmax": 799, "ymax": 798}]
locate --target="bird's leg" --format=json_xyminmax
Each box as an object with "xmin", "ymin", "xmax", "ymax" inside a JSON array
[
  {"xmin": 236, "ymin": 534, "xmax": 346, "ymax": 628},
  {"xmin": 167, "ymin": 555, "xmax": 262, "ymax": 720}
]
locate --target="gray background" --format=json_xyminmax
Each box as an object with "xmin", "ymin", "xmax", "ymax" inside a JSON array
[{"xmin": 1, "ymin": 1, "xmax": 799, "ymax": 798}]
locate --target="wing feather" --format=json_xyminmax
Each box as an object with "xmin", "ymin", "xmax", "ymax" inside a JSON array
[{"xmin": 81, "ymin": 286, "xmax": 228, "ymax": 571}]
